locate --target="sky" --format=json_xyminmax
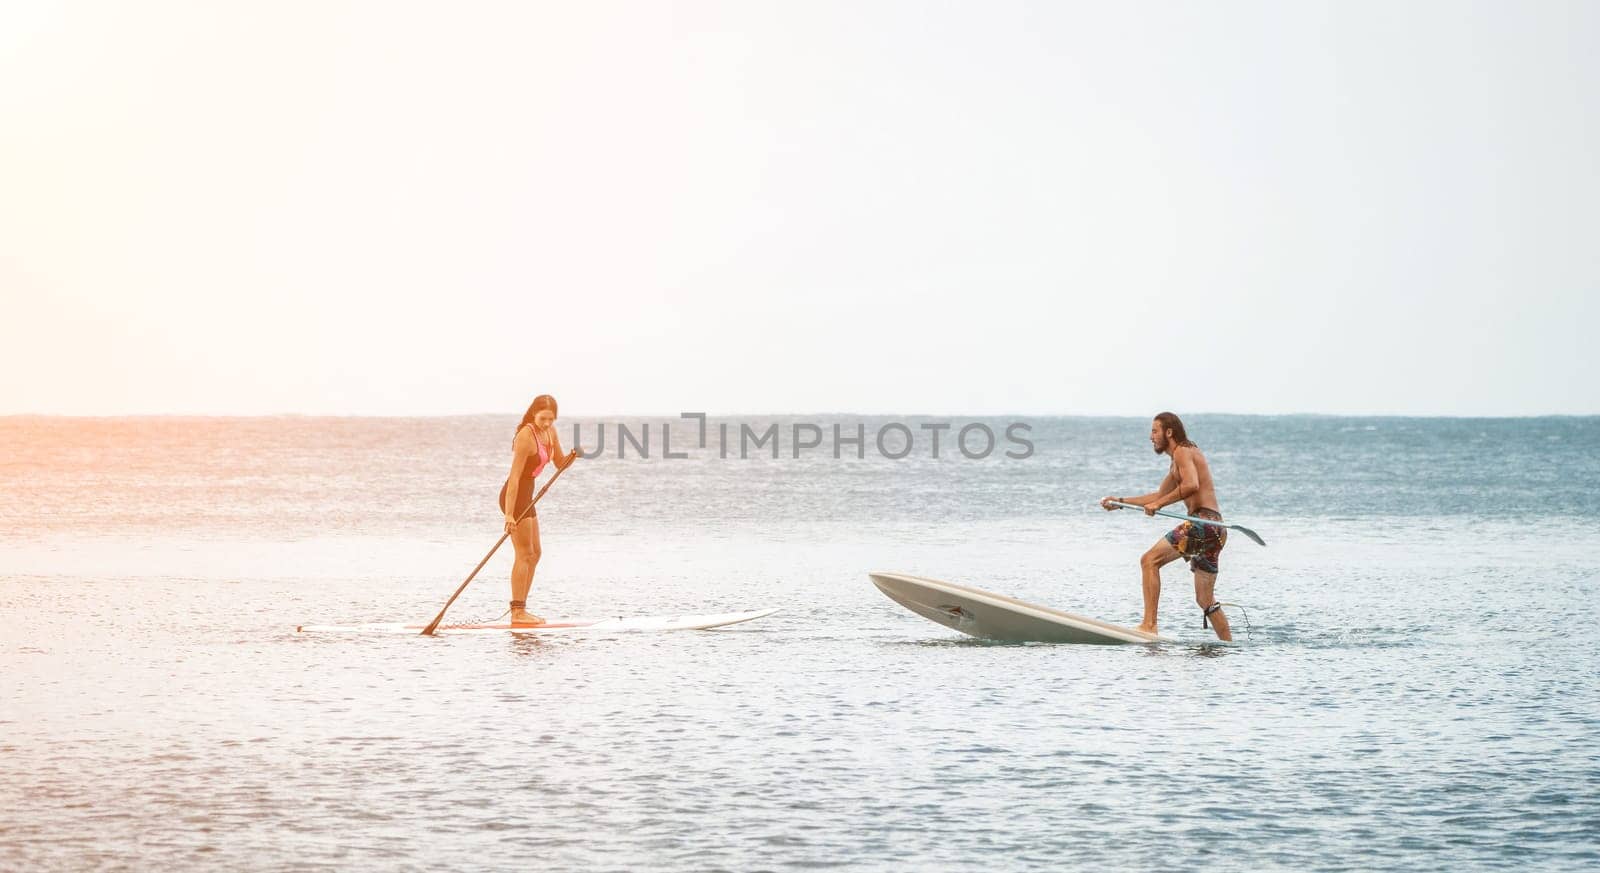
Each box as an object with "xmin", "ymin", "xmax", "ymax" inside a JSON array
[{"xmin": 1, "ymin": 1, "xmax": 1595, "ymax": 416}]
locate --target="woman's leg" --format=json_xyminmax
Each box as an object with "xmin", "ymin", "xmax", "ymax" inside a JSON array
[{"xmin": 509, "ymin": 515, "xmax": 544, "ymax": 624}]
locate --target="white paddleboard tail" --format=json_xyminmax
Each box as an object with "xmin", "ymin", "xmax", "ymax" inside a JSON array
[{"xmin": 870, "ymin": 572, "xmax": 1171, "ymax": 644}]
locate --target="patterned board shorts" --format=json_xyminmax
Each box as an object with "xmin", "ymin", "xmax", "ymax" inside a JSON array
[{"xmin": 1165, "ymin": 507, "xmax": 1226, "ymax": 574}]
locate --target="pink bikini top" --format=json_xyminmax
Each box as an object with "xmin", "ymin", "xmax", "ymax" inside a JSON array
[{"xmin": 516, "ymin": 425, "xmax": 551, "ymax": 479}]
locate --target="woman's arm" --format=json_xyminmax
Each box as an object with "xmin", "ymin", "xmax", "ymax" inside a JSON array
[
  {"xmin": 548, "ymin": 427, "xmax": 578, "ymax": 470},
  {"xmin": 505, "ymin": 427, "xmax": 533, "ymax": 524}
]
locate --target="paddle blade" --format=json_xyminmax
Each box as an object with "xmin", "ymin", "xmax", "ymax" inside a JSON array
[{"xmin": 1232, "ymin": 524, "xmax": 1266, "ymax": 547}]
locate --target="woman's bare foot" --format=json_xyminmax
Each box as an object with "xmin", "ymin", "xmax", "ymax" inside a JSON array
[
  {"xmin": 510, "ymin": 609, "xmax": 546, "ymax": 626},
  {"xmin": 1135, "ymin": 623, "xmax": 1158, "ymax": 634}
]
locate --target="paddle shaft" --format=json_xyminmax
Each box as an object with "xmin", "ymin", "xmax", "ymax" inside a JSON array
[
  {"xmin": 1107, "ymin": 500, "xmax": 1218, "ymax": 527},
  {"xmin": 1106, "ymin": 500, "xmax": 1266, "ymax": 546},
  {"xmin": 420, "ymin": 452, "xmax": 575, "ymax": 636}
]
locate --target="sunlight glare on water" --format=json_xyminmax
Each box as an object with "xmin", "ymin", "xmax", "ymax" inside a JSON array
[{"xmin": 3, "ymin": 416, "xmax": 1598, "ymax": 871}]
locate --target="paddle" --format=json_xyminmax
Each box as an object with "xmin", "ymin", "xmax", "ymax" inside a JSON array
[
  {"xmin": 1105, "ymin": 500, "xmax": 1267, "ymax": 546},
  {"xmin": 420, "ymin": 450, "xmax": 579, "ymax": 636}
]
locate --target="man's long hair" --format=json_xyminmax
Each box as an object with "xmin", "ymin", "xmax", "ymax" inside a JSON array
[{"xmin": 1154, "ymin": 411, "xmax": 1197, "ymax": 448}]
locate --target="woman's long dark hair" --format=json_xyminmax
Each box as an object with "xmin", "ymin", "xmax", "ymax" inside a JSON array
[
  {"xmin": 1154, "ymin": 411, "xmax": 1197, "ymax": 448},
  {"xmin": 518, "ymin": 395, "xmax": 558, "ymax": 435}
]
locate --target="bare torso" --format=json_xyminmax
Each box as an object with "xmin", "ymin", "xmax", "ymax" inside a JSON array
[{"xmin": 1171, "ymin": 446, "xmax": 1220, "ymax": 515}]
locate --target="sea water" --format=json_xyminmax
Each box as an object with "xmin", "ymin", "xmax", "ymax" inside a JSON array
[{"xmin": 2, "ymin": 415, "xmax": 1597, "ymax": 871}]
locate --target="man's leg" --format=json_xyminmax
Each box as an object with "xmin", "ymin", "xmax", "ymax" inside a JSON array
[
  {"xmin": 1138, "ymin": 540, "xmax": 1182, "ymax": 633},
  {"xmin": 1194, "ymin": 571, "xmax": 1231, "ymax": 641}
]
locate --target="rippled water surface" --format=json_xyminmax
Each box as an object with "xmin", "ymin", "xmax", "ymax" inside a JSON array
[{"xmin": 3, "ymin": 416, "xmax": 1598, "ymax": 870}]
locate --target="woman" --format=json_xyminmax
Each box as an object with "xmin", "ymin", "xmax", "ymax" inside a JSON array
[{"xmin": 499, "ymin": 394, "xmax": 579, "ymax": 625}]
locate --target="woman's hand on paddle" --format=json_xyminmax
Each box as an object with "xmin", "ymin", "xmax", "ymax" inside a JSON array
[
  {"xmin": 1100, "ymin": 496, "xmax": 1122, "ymax": 511},
  {"xmin": 504, "ymin": 515, "xmax": 518, "ymax": 533}
]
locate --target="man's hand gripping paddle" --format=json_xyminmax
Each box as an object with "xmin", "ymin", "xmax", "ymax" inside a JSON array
[{"xmin": 1104, "ymin": 500, "xmax": 1267, "ymax": 546}]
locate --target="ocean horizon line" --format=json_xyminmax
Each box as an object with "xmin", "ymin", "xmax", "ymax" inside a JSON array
[{"xmin": 3, "ymin": 410, "xmax": 1597, "ymax": 421}]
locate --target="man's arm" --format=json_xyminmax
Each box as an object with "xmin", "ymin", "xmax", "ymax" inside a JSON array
[
  {"xmin": 1102, "ymin": 469, "xmax": 1178, "ymax": 509},
  {"xmin": 1146, "ymin": 448, "xmax": 1199, "ymax": 510}
]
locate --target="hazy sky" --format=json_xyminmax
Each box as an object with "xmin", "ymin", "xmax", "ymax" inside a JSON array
[{"xmin": 2, "ymin": 1, "xmax": 1595, "ymax": 416}]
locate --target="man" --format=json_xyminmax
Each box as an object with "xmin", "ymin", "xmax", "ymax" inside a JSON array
[{"xmin": 1100, "ymin": 412, "xmax": 1232, "ymax": 641}]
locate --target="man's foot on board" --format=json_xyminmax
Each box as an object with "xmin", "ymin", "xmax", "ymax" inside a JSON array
[
  {"xmin": 510, "ymin": 610, "xmax": 546, "ymax": 626},
  {"xmin": 1135, "ymin": 623, "xmax": 1158, "ymax": 634}
]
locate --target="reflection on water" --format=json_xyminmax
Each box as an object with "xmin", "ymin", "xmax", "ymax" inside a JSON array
[{"xmin": 507, "ymin": 634, "xmax": 552, "ymax": 659}]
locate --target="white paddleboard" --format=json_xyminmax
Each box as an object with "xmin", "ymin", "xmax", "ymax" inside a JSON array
[
  {"xmin": 870, "ymin": 572, "xmax": 1173, "ymax": 644},
  {"xmin": 298, "ymin": 608, "xmax": 780, "ymax": 635}
]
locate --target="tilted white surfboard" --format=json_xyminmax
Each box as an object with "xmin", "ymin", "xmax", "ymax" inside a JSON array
[
  {"xmin": 870, "ymin": 572, "xmax": 1173, "ymax": 644},
  {"xmin": 298, "ymin": 608, "xmax": 780, "ymax": 635}
]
